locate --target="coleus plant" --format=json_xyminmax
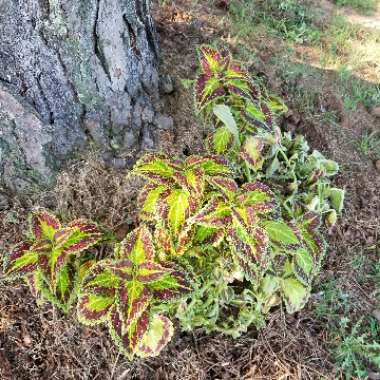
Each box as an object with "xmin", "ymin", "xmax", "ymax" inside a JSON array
[
  {"xmin": 77, "ymin": 225, "xmax": 189, "ymax": 359},
  {"xmin": 260, "ymin": 211, "xmax": 327, "ymax": 314},
  {"xmin": 132, "ymin": 152, "xmax": 277, "ymax": 279},
  {"xmin": 194, "ymin": 47, "xmax": 344, "ymax": 225},
  {"xmin": 3, "ymin": 209, "xmax": 102, "ymax": 312},
  {"xmin": 176, "ymin": 204, "xmax": 327, "ymax": 336},
  {"xmin": 130, "ymin": 153, "xmax": 328, "ymax": 337},
  {"xmin": 132, "ymin": 153, "xmax": 233, "ymax": 257},
  {"xmin": 194, "ymin": 45, "xmax": 287, "ymax": 150}
]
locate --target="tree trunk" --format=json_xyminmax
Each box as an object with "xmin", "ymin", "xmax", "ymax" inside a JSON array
[{"xmin": 0, "ymin": 0, "xmax": 160, "ymax": 195}]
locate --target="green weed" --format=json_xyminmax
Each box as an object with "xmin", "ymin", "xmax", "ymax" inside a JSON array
[
  {"xmin": 334, "ymin": 317, "xmax": 380, "ymax": 379},
  {"xmin": 335, "ymin": 0, "xmax": 378, "ymax": 13},
  {"xmin": 229, "ymin": 0, "xmax": 322, "ymax": 43},
  {"xmin": 357, "ymin": 131, "xmax": 380, "ymax": 159}
]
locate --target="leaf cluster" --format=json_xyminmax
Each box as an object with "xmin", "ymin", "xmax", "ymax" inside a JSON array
[{"xmin": 3, "ymin": 210, "xmax": 102, "ymax": 312}]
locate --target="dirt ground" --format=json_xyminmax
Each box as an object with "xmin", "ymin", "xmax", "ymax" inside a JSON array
[{"xmin": 0, "ymin": 1, "xmax": 379, "ymax": 379}]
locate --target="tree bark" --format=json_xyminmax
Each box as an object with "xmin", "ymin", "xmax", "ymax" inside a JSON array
[{"xmin": 0, "ymin": 0, "xmax": 160, "ymax": 194}]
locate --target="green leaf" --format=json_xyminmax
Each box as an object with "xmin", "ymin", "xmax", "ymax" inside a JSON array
[
  {"xmin": 138, "ymin": 184, "xmax": 168, "ymax": 221},
  {"xmin": 294, "ymin": 248, "xmax": 313, "ymax": 275},
  {"xmin": 210, "ymin": 127, "xmax": 233, "ymax": 154},
  {"xmin": 327, "ymin": 188, "xmax": 345, "ymax": 213},
  {"xmin": 213, "ymin": 104, "xmax": 239, "ymax": 145},
  {"xmin": 281, "ymin": 277, "xmax": 309, "ymax": 314},
  {"xmin": 263, "ymin": 221, "xmax": 299, "ymax": 246},
  {"xmin": 245, "ymin": 102, "xmax": 266, "ymax": 122}
]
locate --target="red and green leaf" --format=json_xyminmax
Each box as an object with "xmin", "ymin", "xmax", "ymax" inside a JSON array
[
  {"xmin": 118, "ymin": 226, "xmax": 154, "ymax": 264},
  {"xmin": 238, "ymin": 182, "xmax": 276, "ymax": 212},
  {"xmin": 208, "ymin": 176, "xmax": 238, "ymax": 201},
  {"xmin": 149, "ymin": 270, "xmax": 189, "ymax": 301},
  {"xmin": 132, "ymin": 154, "xmax": 177, "ymax": 184},
  {"xmin": 192, "ymin": 197, "xmax": 232, "ymax": 228},
  {"xmin": 193, "ymin": 225, "xmax": 225, "ymax": 248},
  {"xmin": 117, "ymin": 282, "xmax": 151, "ymax": 327},
  {"xmin": 137, "ymin": 184, "xmax": 169, "ymax": 221},
  {"xmin": 3, "ymin": 242, "xmax": 37, "ymax": 277},
  {"xmin": 186, "ymin": 155, "xmax": 231, "ymax": 177},
  {"xmin": 108, "ymin": 307, "xmax": 150, "ymax": 359},
  {"xmin": 78, "ymin": 291, "xmax": 116, "ymax": 325},
  {"xmin": 137, "ymin": 315, "xmax": 174, "ymax": 358},
  {"xmin": 240, "ymin": 136, "xmax": 264, "ymax": 170},
  {"xmin": 30, "ymin": 209, "xmax": 61, "ymax": 240},
  {"xmin": 227, "ymin": 218, "xmax": 269, "ymax": 281}
]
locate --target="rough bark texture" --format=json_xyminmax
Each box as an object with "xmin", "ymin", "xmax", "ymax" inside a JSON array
[{"xmin": 0, "ymin": 0, "xmax": 160, "ymax": 195}]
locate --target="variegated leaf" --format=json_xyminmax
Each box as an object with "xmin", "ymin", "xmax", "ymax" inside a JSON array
[
  {"xmin": 137, "ymin": 315, "xmax": 174, "ymax": 358},
  {"xmin": 31, "ymin": 209, "xmax": 61, "ymax": 240},
  {"xmin": 292, "ymin": 247, "xmax": 314, "ymax": 285},
  {"xmin": 238, "ymin": 182, "xmax": 276, "ymax": 212},
  {"xmin": 117, "ymin": 282, "xmax": 151, "ymax": 327},
  {"xmin": 186, "ymin": 155, "xmax": 231, "ymax": 177},
  {"xmin": 52, "ymin": 226, "xmax": 102, "ymax": 282},
  {"xmin": 193, "ymin": 225, "xmax": 225, "ymax": 248},
  {"xmin": 25, "ymin": 272, "xmax": 41, "ymax": 298},
  {"xmin": 167, "ymin": 189, "xmax": 190, "ymax": 236},
  {"xmin": 132, "ymin": 154, "xmax": 177, "ymax": 184},
  {"xmin": 154, "ymin": 225, "xmax": 174, "ymax": 256},
  {"xmin": 227, "ymin": 218, "xmax": 269, "ymax": 281},
  {"xmin": 198, "ymin": 45, "xmax": 225, "ymax": 76},
  {"xmin": 191, "ymin": 197, "xmax": 232, "ymax": 228},
  {"xmin": 208, "ymin": 176, "xmax": 239, "ymax": 201},
  {"xmin": 240, "ymin": 136, "xmax": 264, "ymax": 170},
  {"xmin": 78, "ymin": 290, "xmax": 116, "ymax": 325},
  {"xmin": 149, "ymin": 270, "xmax": 189, "ymax": 301},
  {"xmin": 137, "ymin": 184, "xmax": 169, "ymax": 221},
  {"xmin": 108, "ymin": 307, "xmax": 150, "ymax": 359},
  {"xmin": 207, "ymin": 127, "xmax": 234, "ymax": 154},
  {"xmin": 55, "ymin": 261, "xmax": 77, "ymax": 304},
  {"xmin": 118, "ymin": 226, "xmax": 154, "ymax": 264},
  {"xmin": 136, "ymin": 262, "xmax": 171, "ymax": 283},
  {"xmin": 3, "ymin": 242, "xmax": 37, "ymax": 277},
  {"xmin": 175, "ymin": 225, "xmax": 194, "ymax": 256}
]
